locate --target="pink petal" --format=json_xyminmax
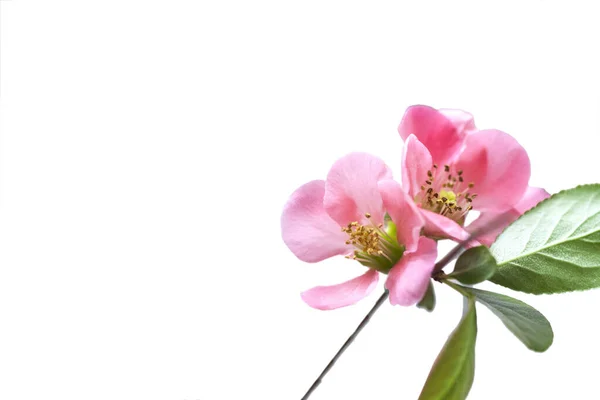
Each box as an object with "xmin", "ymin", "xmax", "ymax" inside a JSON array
[
  {"xmin": 465, "ymin": 210, "xmax": 520, "ymax": 247},
  {"xmin": 281, "ymin": 180, "xmax": 351, "ymax": 263},
  {"xmin": 439, "ymin": 108, "xmax": 477, "ymax": 136},
  {"xmin": 467, "ymin": 186, "xmax": 550, "ymax": 246},
  {"xmin": 420, "ymin": 209, "xmax": 471, "ymax": 242},
  {"xmin": 378, "ymin": 179, "xmax": 425, "ymax": 252},
  {"xmin": 385, "ymin": 237, "xmax": 437, "ymax": 306},
  {"xmin": 401, "ymin": 134, "xmax": 433, "ymax": 198},
  {"xmin": 324, "ymin": 152, "xmax": 392, "ymax": 227},
  {"xmin": 398, "ymin": 105, "xmax": 466, "ymax": 165},
  {"xmin": 454, "ymin": 129, "xmax": 531, "ymax": 212},
  {"xmin": 515, "ymin": 186, "xmax": 550, "ymax": 213},
  {"xmin": 301, "ymin": 269, "xmax": 379, "ymax": 310}
]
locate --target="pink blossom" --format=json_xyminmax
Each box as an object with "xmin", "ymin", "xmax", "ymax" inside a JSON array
[
  {"xmin": 398, "ymin": 105, "xmax": 549, "ymax": 245},
  {"xmin": 281, "ymin": 152, "xmax": 437, "ymax": 310}
]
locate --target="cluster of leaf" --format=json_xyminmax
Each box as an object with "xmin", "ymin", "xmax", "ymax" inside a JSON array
[{"xmin": 418, "ymin": 184, "xmax": 600, "ymax": 400}]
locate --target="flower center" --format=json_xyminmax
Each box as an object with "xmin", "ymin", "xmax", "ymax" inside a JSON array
[
  {"xmin": 341, "ymin": 213, "xmax": 404, "ymax": 274},
  {"xmin": 416, "ymin": 164, "xmax": 477, "ymax": 224}
]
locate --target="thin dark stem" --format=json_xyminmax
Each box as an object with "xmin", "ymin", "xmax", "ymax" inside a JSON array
[
  {"xmin": 300, "ymin": 241, "xmax": 470, "ymax": 399},
  {"xmin": 300, "ymin": 290, "xmax": 390, "ymax": 400},
  {"xmin": 433, "ymin": 243, "xmax": 467, "ymax": 273},
  {"xmin": 301, "ymin": 212, "xmax": 512, "ymax": 399}
]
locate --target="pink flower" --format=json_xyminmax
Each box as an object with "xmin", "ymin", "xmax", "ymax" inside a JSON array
[
  {"xmin": 398, "ymin": 105, "xmax": 549, "ymax": 246},
  {"xmin": 281, "ymin": 152, "xmax": 437, "ymax": 310}
]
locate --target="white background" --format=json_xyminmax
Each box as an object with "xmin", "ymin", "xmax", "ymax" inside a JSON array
[{"xmin": 1, "ymin": 1, "xmax": 599, "ymax": 399}]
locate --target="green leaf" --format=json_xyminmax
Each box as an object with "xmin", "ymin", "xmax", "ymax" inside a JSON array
[
  {"xmin": 448, "ymin": 246, "xmax": 497, "ymax": 285},
  {"xmin": 491, "ymin": 184, "xmax": 600, "ymax": 294},
  {"xmin": 460, "ymin": 286, "xmax": 553, "ymax": 352},
  {"xmin": 443, "ymin": 346, "xmax": 475, "ymax": 400},
  {"xmin": 417, "ymin": 281, "xmax": 436, "ymax": 312},
  {"xmin": 418, "ymin": 296, "xmax": 477, "ymax": 400}
]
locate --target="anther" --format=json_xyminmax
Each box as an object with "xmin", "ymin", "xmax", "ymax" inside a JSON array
[
  {"xmin": 365, "ymin": 213, "xmax": 371, "ymax": 219},
  {"xmin": 444, "ymin": 165, "xmax": 450, "ymax": 172}
]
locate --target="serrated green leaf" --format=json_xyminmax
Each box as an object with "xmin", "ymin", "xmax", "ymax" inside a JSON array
[
  {"xmin": 460, "ymin": 286, "xmax": 553, "ymax": 352},
  {"xmin": 448, "ymin": 246, "xmax": 497, "ymax": 285},
  {"xmin": 418, "ymin": 296, "xmax": 477, "ymax": 400},
  {"xmin": 417, "ymin": 281, "xmax": 436, "ymax": 312},
  {"xmin": 491, "ymin": 184, "xmax": 600, "ymax": 294}
]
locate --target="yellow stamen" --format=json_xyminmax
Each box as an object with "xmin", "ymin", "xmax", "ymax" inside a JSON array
[{"xmin": 415, "ymin": 164, "xmax": 478, "ymax": 223}]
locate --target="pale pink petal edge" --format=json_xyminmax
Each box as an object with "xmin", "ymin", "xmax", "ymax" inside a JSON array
[{"xmin": 301, "ymin": 269, "xmax": 380, "ymax": 310}]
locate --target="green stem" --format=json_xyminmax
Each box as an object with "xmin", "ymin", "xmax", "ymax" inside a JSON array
[{"xmin": 443, "ymin": 279, "xmax": 471, "ymax": 297}]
